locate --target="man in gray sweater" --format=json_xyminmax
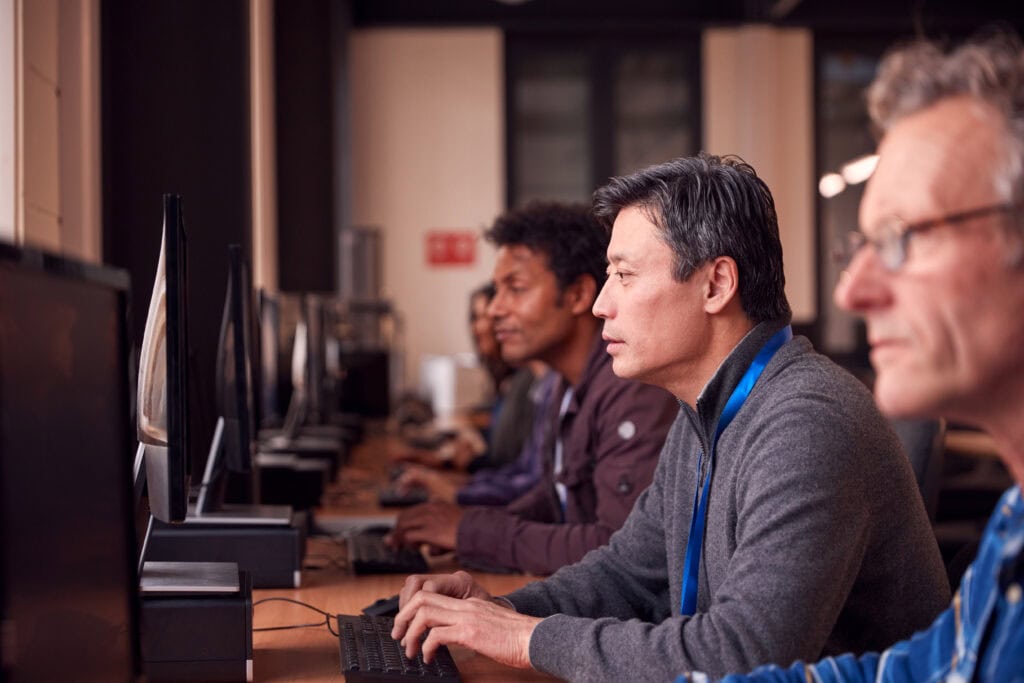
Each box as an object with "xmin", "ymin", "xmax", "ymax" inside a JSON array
[{"xmin": 389, "ymin": 154, "xmax": 950, "ymax": 681}]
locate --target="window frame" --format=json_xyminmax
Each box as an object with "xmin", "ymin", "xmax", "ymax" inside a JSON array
[{"xmin": 505, "ymin": 30, "xmax": 702, "ymax": 209}]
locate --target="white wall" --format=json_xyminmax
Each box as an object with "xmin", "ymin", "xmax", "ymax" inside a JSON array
[
  {"xmin": 349, "ymin": 28, "xmax": 504, "ymax": 390},
  {"xmin": 704, "ymin": 26, "xmax": 816, "ymax": 322}
]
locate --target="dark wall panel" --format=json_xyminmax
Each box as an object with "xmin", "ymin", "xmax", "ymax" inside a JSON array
[
  {"xmin": 275, "ymin": 0, "xmax": 336, "ymax": 293},
  {"xmin": 102, "ymin": 0, "xmax": 251, "ymax": 479}
]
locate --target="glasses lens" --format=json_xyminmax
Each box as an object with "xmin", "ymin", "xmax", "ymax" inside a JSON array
[
  {"xmin": 832, "ymin": 231, "xmax": 866, "ymax": 266},
  {"xmin": 876, "ymin": 219, "xmax": 906, "ymax": 271}
]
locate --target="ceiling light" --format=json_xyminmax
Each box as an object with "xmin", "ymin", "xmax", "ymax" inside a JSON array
[
  {"xmin": 840, "ymin": 154, "xmax": 879, "ymax": 185},
  {"xmin": 818, "ymin": 173, "xmax": 846, "ymax": 198}
]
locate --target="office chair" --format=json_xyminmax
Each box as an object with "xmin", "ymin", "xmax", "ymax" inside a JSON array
[{"xmin": 890, "ymin": 417, "xmax": 946, "ymax": 522}]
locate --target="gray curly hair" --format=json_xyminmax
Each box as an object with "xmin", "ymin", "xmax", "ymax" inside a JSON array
[{"xmin": 867, "ymin": 31, "xmax": 1024, "ymax": 205}]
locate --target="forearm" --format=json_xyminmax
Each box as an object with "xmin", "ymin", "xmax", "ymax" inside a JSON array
[
  {"xmin": 514, "ymin": 504, "xmax": 876, "ymax": 679},
  {"xmin": 715, "ymin": 603, "xmax": 957, "ymax": 683},
  {"xmin": 714, "ymin": 653, "xmax": 881, "ymax": 683},
  {"xmin": 506, "ymin": 502, "xmax": 670, "ymax": 622},
  {"xmin": 456, "ymin": 467, "xmax": 537, "ymax": 507},
  {"xmin": 527, "ymin": 613, "xmax": 734, "ymax": 683},
  {"xmin": 457, "ymin": 506, "xmax": 615, "ymax": 574}
]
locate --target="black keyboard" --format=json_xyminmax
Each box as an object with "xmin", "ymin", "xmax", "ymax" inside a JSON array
[
  {"xmin": 348, "ymin": 530, "xmax": 428, "ymax": 575},
  {"xmin": 377, "ymin": 485, "xmax": 429, "ymax": 508},
  {"xmin": 337, "ymin": 614, "xmax": 460, "ymax": 683}
]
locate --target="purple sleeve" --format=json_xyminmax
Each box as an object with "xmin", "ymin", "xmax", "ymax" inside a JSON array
[{"xmin": 456, "ymin": 381, "xmax": 676, "ymax": 574}]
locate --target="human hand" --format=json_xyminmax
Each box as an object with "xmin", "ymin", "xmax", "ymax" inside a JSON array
[
  {"xmin": 447, "ymin": 437, "xmax": 479, "ymax": 471},
  {"xmin": 390, "ymin": 447, "xmax": 446, "ymax": 468},
  {"xmin": 386, "ymin": 501, "xmax": 463, "ymax": 551},
  {"xmin": 397, "ymin": 569, "xmax": 494, "ymax": 604},
  {"xmin": 391, "ymin": 577, "xmax": 539, "ymax": 668},
  {"xmin": 395, "ymin": 466, "xmax": 463, "ymax": 504}
]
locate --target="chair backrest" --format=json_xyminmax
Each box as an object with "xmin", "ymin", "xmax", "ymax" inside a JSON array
[{"xmin": 890, "ymin": 417, "xmax": 946, "ymax": 521}]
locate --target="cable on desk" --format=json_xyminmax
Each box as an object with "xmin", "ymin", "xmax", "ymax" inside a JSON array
[{"xmin": 253, "ymin": 596, "xmax": 340, "ymax": 637}]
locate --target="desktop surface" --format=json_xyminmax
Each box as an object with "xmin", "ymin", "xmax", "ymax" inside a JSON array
[{"xmin": 250, "ymin": 432, "xmax": 557, "ymax": 682}]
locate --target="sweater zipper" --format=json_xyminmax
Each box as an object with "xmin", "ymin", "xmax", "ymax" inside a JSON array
[{"xmin": 693, "ymin": 398, "xmax": 713, "ymax": 486}]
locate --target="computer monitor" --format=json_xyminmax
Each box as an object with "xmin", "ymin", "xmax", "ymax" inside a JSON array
[
  {"xmin": 136, "ymin": 193, "xmax": 191, "ymax": 524},
  {"xmin": 280, "ymin": 312, "xmax": 310, "ymax": 440},
  {"xmin": 0, "ymin": 243, "xmax": 141, "ymax": 681},
  {"xmin": 258, "ymin": 290, "xmax": 281, "ymax": 428},
  {"xmin": 305, "ymin": 295, "xmax": 326, "ymax": 425},
  {"xmin": 217, "ymin": 244, "xmax": 255, "ymax": 473},
  {"xmin": 196, "ymin": 245, "xmax": 256, "ymax": 513}
]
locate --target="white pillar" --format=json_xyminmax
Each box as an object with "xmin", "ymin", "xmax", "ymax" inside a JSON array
[{"xmin": 703, "ymin": 25, "xmax": 816, "ymax": 322}]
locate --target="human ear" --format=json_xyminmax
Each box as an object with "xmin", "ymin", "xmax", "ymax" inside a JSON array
[
  {"xmin": 704, "ymin": 256, "xmax": 739, "ymax": 314},
  {"xmin": 565, "ymin": 274, "xmax": 598, "ymax": 315}
]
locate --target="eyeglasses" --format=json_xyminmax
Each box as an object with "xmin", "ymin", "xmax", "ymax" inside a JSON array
[{"xmin": 835, "ymin": 202, "xmax": 1019, "ymax": 271}]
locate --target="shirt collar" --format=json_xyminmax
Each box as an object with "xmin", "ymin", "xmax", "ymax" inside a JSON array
[
  {"xmin": 687, "ymin": 317, "xmax": 792, "ymax": 445},
  {"xmin": 555, "ymin": 329, "xmax": 609, "ymax": 417}
]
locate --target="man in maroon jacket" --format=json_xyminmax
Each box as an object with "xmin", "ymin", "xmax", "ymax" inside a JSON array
[{"xmin": 389, "ymin": 202, "xmax": 678, "ymax": 574}]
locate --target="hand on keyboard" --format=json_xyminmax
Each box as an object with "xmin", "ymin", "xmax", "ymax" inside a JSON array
[
  {"xmin": 396, "ymin": 570, "xmax": 493, "ymax": 604},
  {"xmin": 388, "ymin": 502, "xmax": 463, "ymax": 552},
  {"xmin": 392, "ymin": 466, "xmax": 465, "ymax": 504},
  {"xmin": 348, "ymin": 528, "xmax": 428, "ymax": 575},
  {"xmin": 337, "ymin": 614, "xmax": 459, "ymax": 682},
  {"xmin": 389, "ymin": 574, "xmax": 541, "ymax": 670}
]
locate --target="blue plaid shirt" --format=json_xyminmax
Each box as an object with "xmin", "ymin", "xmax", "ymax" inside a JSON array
[{"xmin": 677, "ymin": 485, "xmax": 1024, "ymax": 683}]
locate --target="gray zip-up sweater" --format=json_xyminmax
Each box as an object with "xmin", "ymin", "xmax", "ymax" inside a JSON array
[{"xmin": 506, "ymin": 320, "xmax": 950, "ymax": 682}]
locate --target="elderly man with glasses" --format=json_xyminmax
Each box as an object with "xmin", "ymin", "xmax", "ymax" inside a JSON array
[{"xmin": 700, "ymin": 31, "xmax": 1024, "ymax": 683}]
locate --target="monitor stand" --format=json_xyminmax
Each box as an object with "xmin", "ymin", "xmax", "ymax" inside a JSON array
[
  {"xmin": 187, "ymin": 502, "xmax": 293, "ymax": 526},
  {"xmin": 138, "ymin": 560, "xmax": 253, "ymax": 682},
  {"xmin": 140, "ymin": 560, "xmax": 240, "ymax": 593},
  {"xmin": 142, "ymin": 423, "xmax": 307, "ymax": 588}
]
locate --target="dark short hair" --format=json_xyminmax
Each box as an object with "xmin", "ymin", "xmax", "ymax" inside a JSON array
[
  {"xmin": 592, "ymin": 153, "xmax": 791, "ymax": 324},
  {"xmin": 483, "ymin": 201, "xmax": 608, "ymax": 293}
]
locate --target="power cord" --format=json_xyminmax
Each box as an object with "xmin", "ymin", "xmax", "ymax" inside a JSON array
[{"xmin": 253, "ymin": 596, "xmax": 339, "ymax": 636}]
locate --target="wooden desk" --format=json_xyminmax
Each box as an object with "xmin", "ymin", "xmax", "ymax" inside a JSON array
[
  {"xmin": 252, "ymin": 432, "xmax": 558, "ymax": 682},
  {"xmin": 944, "ymin": 428, "xmax": 1000, "ymax": 461}
]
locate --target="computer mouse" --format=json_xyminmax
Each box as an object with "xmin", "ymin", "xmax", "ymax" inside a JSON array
[{"xmin": 362, "ymin": 594, "xmax": 401, "ymax": 618}]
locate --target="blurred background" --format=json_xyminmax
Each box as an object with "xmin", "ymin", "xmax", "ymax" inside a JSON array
[{"xmin": 3, "ymin": 0, "xmax": 1023, "ymax": 394}]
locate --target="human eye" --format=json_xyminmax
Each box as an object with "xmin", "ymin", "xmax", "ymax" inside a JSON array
[{"xmin": 607, "ymin": 259, "xmax": 634, "ymax": 284}]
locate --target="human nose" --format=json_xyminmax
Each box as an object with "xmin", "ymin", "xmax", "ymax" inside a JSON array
[
  {"xmin": 592, "ymin": 278, "xmax": 613, "ymax": 319},
  {"xmin": 833, "ymin": 245, "xmax": 892, "ymax": 314},
  {"xmin": 486, "ymin": 290, "xmax": 505, "ymax": 320}
]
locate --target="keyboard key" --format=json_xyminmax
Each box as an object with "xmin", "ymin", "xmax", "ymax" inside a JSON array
[
  {"xmin": 336, "ymin": 614, "xmax": 460, "ymax": 683},
  {"xmin": 348, "ymin": 531, "xmax": 429, "ymax": 575}
]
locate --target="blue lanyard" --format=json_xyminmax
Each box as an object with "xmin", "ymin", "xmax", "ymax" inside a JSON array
[{"xmin": 679, "ymin": 325, "xmax": 792, "ymax": 616}]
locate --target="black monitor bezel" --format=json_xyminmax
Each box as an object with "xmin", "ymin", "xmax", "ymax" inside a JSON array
[
  {"xmin": 216, "ymin": 244, "xmax": 255, "ymax": 473},
  {"xmin": 163, "ymin": 193, "xmax": 191, "ymax": 522}
]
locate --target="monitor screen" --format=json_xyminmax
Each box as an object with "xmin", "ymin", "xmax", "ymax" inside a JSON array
[
  {"xmin": 215, "ymin": 244, "xmax": 254, "ymax": 473},
  {"xmin": 279, "ymin": 313, "xmax": 309, "ymax": 440},
  {"xmin": 0, "ymin": 244, "xmax": 140, "ymax": 682},
  {"xmin": 258, "ymin": 290, "xmax": 282, "ymax": 428},
  {"xmin": 197, "ymin": 246, "xmax": 258, "ymax": 513},
  {"xmin": 137, "ymin": 194, "xmax": 190, "ymax": 523},
  {"xmin": 305, "ymin": 295, "xmax": 325, "ymax": 424}
]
